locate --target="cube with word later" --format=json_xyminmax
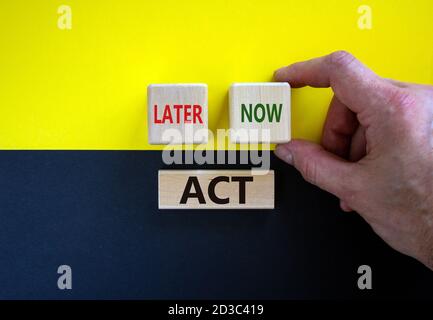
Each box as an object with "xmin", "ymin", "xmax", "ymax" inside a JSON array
[
  {"xmin": 158, "ymin": 170, "xmax": 274, "ymax": 209},
  {"xmin": 148, "ymin": 84, "xmax": 208, "ymax": 144},
  {"xmin": 229, "ymin": 82, "xmax": 291, "ymax": 144}
]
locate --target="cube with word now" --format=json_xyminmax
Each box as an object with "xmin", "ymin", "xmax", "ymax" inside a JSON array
[
  {"xmin": 158, "ymin": 170, "xmax": 274, "ymax": 209},
  {"xmin": 148, "ymin": 84, "xmax": 208, "ymax": 144},
  {"xmin": 229, "ymin": 83, "xmax": 291, "ymax": 144}
]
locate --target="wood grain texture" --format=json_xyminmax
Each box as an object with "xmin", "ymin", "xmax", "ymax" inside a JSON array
[
  {"xmin": 148, "ymin": 84, "xmax": 208, "ymax": 145},
  {"xmin": 229, "ymin": 83, "xmax": 291, "ymax": 144},
  {"xmin": 159, "ymin": 170, "xmax": 274, "ymax": 209}
]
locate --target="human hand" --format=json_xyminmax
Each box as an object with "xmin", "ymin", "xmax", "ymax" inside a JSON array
[{"xmin": 274, "ymin": 51, "xmax": 433, "ymax": 270}]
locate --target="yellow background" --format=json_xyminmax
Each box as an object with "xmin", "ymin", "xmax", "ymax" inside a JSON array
[{"xmin": 0, "ymin": 0, "xmax": 432, "ymax": 150}]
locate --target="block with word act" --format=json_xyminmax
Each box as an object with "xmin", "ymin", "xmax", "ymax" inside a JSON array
[
  {"xmin": 229, "ymin": 83, "xmax": 291, "ymax": 143},
  {"xmin": 158, "ymin": 170, "xmax": 274, "ymax": 209},
  {"xmin": 148, "ymin": 84, "xmax": 208, "ymax": 144}
]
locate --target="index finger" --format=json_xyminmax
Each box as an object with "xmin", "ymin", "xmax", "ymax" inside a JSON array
[{"xmin": 274, "ymin": 51, "xmax": 390, "ymax": 114}]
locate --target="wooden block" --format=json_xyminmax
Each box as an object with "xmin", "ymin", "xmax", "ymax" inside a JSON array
[
  {"xmin": 148, "ymin": 84, "xmax": 208, "ymax": 144},
  {"xmin": 229, "ymin": 82, "xmax": 291, "ymax": 143},
  {"xmin": 158, "ymin": 170, "xmax": 274, "ymax": 209}
]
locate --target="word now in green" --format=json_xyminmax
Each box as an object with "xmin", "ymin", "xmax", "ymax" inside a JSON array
[{"xmin": 241, "ymin": 103, "xmax": 283, "ymax": 123}]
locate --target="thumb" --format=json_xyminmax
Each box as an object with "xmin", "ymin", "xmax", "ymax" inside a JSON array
[{"xmin": 275, "ymin": 139, "xmax": 358, "ymax": 199}]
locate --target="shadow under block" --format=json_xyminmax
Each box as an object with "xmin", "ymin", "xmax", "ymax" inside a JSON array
[
  {"xmin": 148, "ymin": 84, "xmax": 208, "ymax": 145},
  {"xmin": 158, "ymin": 170, "xmax": 274, "ymax": 209},
  {"xmin": 229, "ymin": 83, "xmax": 291, "ymax": 144}
]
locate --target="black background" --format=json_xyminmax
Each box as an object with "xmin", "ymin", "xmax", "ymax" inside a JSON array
[{"xmin": 0, "ymin": 151, "xmax": 432, "ymax": 299}]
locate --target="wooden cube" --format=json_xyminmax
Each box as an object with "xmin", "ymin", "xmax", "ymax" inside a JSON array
[
  {"xmin": 229, "ymin": 83, "xmax": 291, "ymax": 143},
  {"xmin": 158, "ymin": 170, "xmax": 274, "ymax": 209},
  {"xmin": 148, "ymin": 84, "xmax": 208, "ymax": 144}
]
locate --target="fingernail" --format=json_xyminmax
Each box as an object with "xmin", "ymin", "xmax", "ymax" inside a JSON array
[{"xmin": 274, "ymin": 145, "xmax": 293, "ymax": 165}]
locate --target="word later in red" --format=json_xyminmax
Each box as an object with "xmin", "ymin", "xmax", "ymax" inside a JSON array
[{"xmin": 153, "ymin": 104, "xmax": 203, "ymax": 124}]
